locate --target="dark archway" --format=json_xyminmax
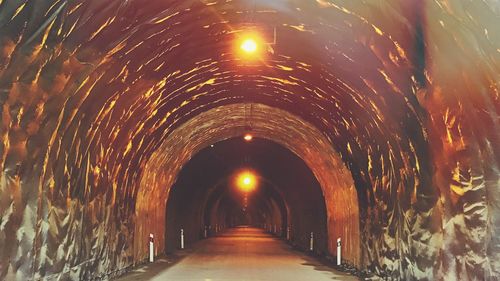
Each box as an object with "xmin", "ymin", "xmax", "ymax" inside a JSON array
[
  {"xmin": 201, "ymin": 177, "xmax": 289, "ymax": 235},
  {"xmin": 164, "ymin": 138, "xmax": 329, "ymax": 255}
]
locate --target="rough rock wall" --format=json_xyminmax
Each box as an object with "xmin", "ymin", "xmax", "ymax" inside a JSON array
[
  {"xmin": 0, "ymin": 0, "xmax": 498, "ymax": 280},
  {"xmin": 421, "ymin": 2, "xmax": 500, "ymax": 279}
]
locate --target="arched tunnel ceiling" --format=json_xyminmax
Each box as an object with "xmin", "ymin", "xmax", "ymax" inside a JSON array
[{"xmin": 0, "ymin": 0, "xmax": 498, "ymax": 280}]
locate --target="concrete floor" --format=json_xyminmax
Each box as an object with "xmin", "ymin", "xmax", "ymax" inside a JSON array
[{"xmin": 116, "ymin": 227, "xmax": 359, "ymax": 281}]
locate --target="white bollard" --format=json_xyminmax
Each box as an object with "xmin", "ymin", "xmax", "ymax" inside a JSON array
[
  {"xmin": 273, "ymin": 225, "xmax": 277, "ymax": 234},
  {"xmin": 286, "ymin": 226, "xmax": 290, "ymax": 240},
  {"xmin": 204, "ymin": 226, "xmax": 208, "ymax": 238},
  {"xmin": 337, "ymin": 238, "xmax": 341, "ymax": 265},
  {"xmin": 180, "ymin": 229, "xmax": 185, "ymax": 249},
  {"xmin": 310, "ymin": 232, "xmax": 314, "ymax": 251},
  {"xmin": 149, "ymin": 233, "xmax": 154, "ymax": 262}
]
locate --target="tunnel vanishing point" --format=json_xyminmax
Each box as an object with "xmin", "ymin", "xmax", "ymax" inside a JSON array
[{"xmin": 0, "ymin": 0, "xmax": 499, "ymax": 280}]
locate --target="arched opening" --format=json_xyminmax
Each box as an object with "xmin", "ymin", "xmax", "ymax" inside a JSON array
[
  {"xmin": 136, "ymin": 103, "xmax": 359, "ymax": 266},
  {"xmin": 164, "ymin": 137, "xmax": 328, "ymax": 255}
]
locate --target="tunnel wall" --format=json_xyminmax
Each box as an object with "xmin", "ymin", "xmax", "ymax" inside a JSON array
[
  {"xmin": 0, "ymin": 1, "xmax": 498, "ymax": 280},
  {"xmin": 422, "ymin": 2, "xmax": 500, "ymax": 279},
  {"xmin": 203, "ymin": 183, "xmax": 229, "ymax": 234},
  {"xmin": 165, "ymin": 174, "xmax": 208, "ymax": 253},
  {"xmin": 209, "ymin": 196, "xmax": 227, "ymax": 233},
  {"xmin": 264, "ymin": 198, "xmax": 284, "ymax": 234}
]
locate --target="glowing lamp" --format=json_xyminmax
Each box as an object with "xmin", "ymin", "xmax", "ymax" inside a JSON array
[
  {"xmin": 236, "ymin": 33, "xmax": 263, "ymax": 59},
  {"xmin": 244, "ymin": 134, "xmax": 253, "ymax": 141},
  {"xmin": 241, "ymin": 38, "xmax": 258, "ymax": 53},
  {"xmin": 236, "ymin": 171, "xmax": 257, "ymax": 193}
]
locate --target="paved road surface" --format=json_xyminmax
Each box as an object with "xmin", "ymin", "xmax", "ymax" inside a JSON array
[{"xmin": 116, "ymin": 227, "xmax": 359, "ymax": 281}]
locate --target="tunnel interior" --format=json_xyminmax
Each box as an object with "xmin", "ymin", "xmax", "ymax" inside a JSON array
[
  {"xmin": 0, "ymin": 1, "xmax": 498, "ymax": 280},
  {"xmin": 165, "ymin": 137, "xmax": 328, "ymax": 255}
]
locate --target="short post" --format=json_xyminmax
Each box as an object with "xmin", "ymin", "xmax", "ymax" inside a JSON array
[
  {"xmin": 286, "ymin": 226, "xmax": 290, "ymax": 240},
  {"xmin": 337, "ymin": 238, "xmax": 341, "ymax": 265},
  {"xmin": 309, "ymin": 232, "xmax": 314, "ymax": 251},
  {"xmin": 204, "ymin": 225, "xmax": 208, "ymax": 238},
  {"xmin": 273, "ymin": 224, "xmax": 277, "ymax": 234},
  {"xmin": 180, "ymin": 229, "xmax": 185, "ymax": 249},
  {"xmin": 149, "ymin": 233, "xmax": 154, "ymax": 262}
]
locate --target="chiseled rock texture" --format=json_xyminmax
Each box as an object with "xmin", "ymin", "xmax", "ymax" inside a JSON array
[{"xmin": 0, "ymin": 0, "xmax": 498, "ymax": 280}]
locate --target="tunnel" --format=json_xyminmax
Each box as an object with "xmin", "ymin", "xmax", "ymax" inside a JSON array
[
  {"xmin": 0, "ymin": 0, "xmax": 499, "ymax": 280},
  {"xmin": 165, "ymin": 137, "xmax": 329, "ymax": 255}
]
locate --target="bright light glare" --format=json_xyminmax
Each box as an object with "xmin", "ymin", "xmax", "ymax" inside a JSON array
[
  {"xmin": 240, "ymin": 38, "xmax": 258, "ymax": 53},
  {"xmin": 236, "ymin": 171, "xmax": 258, "ymax": 193},
  {"xmin": 244, "ymin": 134, "xmax": 253, "ymax": 141}
]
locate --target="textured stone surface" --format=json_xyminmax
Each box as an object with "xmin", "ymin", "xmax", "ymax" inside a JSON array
[{"xmin": 0, "ymin": 0, "xmax": 498, "ymax": 280}]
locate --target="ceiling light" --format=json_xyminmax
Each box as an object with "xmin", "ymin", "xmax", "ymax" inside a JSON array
[
  {"xmin": 236, "ymin": 170, "xmax": 258, "ymax": 193},
  {"xmin": 241, "ymin": 38, "xmax": 258, "ymax": 54},
  {"xmin": 244, "ymin": 134, "xmax": 253, "ymax": 141}
]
